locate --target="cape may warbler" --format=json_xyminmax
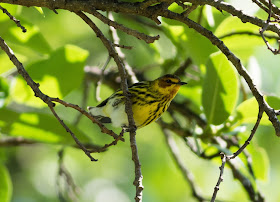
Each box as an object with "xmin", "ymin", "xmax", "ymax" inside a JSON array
[{"xmin": 88, "ymin": 74, "xmax": 187, "ymax": 129}]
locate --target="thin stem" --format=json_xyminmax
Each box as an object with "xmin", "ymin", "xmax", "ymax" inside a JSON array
[{"xmin": 0, "ymin": 5, "xmax": 26, "ymax": 32}]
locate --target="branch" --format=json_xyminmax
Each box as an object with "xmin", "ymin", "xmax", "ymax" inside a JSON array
[
  {"xmin": 75, "ymin": 11, "xmax": 144, "ymax": 201},
  {"xmin": 211, "ymin": 153, "xmax": 226, "ymax": 202},
  {"xmin": 91, "ymin": 8, "xmax": 159, "ymax": 44},
  {"xmin": 259, "ymin": 0, "xmax": 280, "ymax": 54},
  {"xmin": 211, "ymin": 107, "xmax": 264, "ymax": 201},
  {"xmin": 181, "ymin": 4, "xmax": 198, "ymax": 17},
  {"xmin": 89, "ymin": 129, "xmax": 125, "ymax": 153},
  {"xmin": 108, "ymin": 12, "xmax": 139, "ymax": 84},
  {"xmin": 0, "ymin": 5, "xmax": 26, "ymax": 32},
  {"xmin": 252, "ymin": 0, "xmax": 280, "ymax": 21},
  {"xmin": 257, "ymin": 0, "xmax": 280, "ymax": 18},
  {"xmin": 48, "ymin": 102, "xmax": 97, "ymax": 161},
  {"xmin": 186, "ymin": 0, "xmax": 280, "ymax": 36},
  {"xmin": 222, "ymin": 136, "xmax": 256, "ymax": 178},
  {"xmin": 228, "ymin": 107, "xmax": 264, "ymax": 159}
]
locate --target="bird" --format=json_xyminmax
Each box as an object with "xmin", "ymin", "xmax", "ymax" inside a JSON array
[{"xmin": 88, "ymin": 74, "xmax": 187, "ymax": 130}]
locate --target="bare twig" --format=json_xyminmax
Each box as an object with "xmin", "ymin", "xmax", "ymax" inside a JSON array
[
  {"xmin": 258, "ymin": 0, "xmax": 280, "ymax": 17},
  {"xmin": 259, "ymin": 0, "xmax": 280, "ymax": 54},
  {"xmin": 228, "ymin": 107, "xmax": 264, "ymax": 159},
  {"xmin": 108, "ymin": 12, "xmax": 139, "ymax": 84},
  {"xmin": 48, "ymin": 103, "xmax": 97, "ymax": 161},
  {"xmin": 0, "ymin": 5, "xmax": 26, "ymax": 32},
  {"xmin": 222, "ymin": 136, "xmax": 256, "ymax": 179},
  {"xmin": 113, "ymin": 43, "xmax": 133, "ymax": 49},
  {"xmin": 91, "ymin": 8, "xmax": 159, "ymax": 44},
  {"xmin": 211, "ymin": 107, "xmax": 264, "ymax": 201},
  {"xmin": 185, "ymin": 0, "xmax": 280, "ymax": 36},
  {"xmin": 181, "ymin": 4, "xmax": 198, "ymax": 17},
  {"xmin": 211, "ymin": 153, "xmax": 226, "ymax": 202},
  {"xmin": 252, "ymin": 0, "xmax": 280, "ymax": 20},
  {"xmin": 90, "ymin": 129, "xmax": 125, "ymax": 153}
]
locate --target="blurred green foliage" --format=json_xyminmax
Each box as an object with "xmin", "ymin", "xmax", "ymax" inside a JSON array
[{"xmin": 1, "ymin": 1, "xmax": 280, "ymax": 202}]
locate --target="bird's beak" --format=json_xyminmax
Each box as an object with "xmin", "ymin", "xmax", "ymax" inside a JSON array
[{"xmin": 178, "ymin": 81, "xmax": 188, "ymax": 85}]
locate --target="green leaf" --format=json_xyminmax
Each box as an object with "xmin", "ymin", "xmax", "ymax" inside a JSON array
[
  {"xmin": 248, "ymin": 143, "xmax": 269, "ymax": 181},
  {"xmin": 0, "ymin": 78, "xmax": 9, "ymax": 108},
  {"xmin": 266, "ymin": 95, "xmax": 280, "ymax": 109},
  {"xmin": 183, "ymin": 28, "xmax": 218, "ymax": 65},
  {"xmin": 0, "ymin": 108, "xmax": 90, "ymax": 144},
  {"xmin": 235, "ymin": 96, "xmax": 280, "ymax": 126},
  {"xmin": 202, "ymin": 52, "xmax": 239, "ymax": 125},
  {"xmin": 161, "ymin": 23, "xmax": 217, "ymax": 65},
  {"xmin": 34, "ymin": 7, "xmax": 44, "ymax": 16},
  {"xmin": 179, "ymin": 85, "xmax": 202, "ymax": 114},
  {"xmin": 11, "ymin": 45, "xmax": 89, "ymax": 107},
  {"xmin": 215, "ymin": 17, "xmax": 267, "ymax": 61},
  {"xmin": 0, "ymin": 164, "xmax": 12, "ymax": 202},
  {"xmin": 236, "ymin": 97, "xmax": 261, "ymax": 125}
]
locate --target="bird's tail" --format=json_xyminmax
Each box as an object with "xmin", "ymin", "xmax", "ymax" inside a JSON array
[{"xmin": 87, "ymin": 106, "xmax": 111, "ymax": 123}]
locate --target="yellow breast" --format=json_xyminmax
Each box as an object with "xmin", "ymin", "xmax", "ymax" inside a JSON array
[{"xmin": 132, "ymin": 98, "xmax": 171, "ymax": 128}]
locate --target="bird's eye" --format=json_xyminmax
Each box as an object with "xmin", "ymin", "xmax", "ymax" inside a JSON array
[{"xmin": 166, "ymin": 79, "xmax": 172, "ymax": 83}]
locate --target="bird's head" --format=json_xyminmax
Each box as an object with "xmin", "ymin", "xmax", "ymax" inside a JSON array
[{"xmin": 151, "ymin": 74, "xmax": 187, "ymax": 97}]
